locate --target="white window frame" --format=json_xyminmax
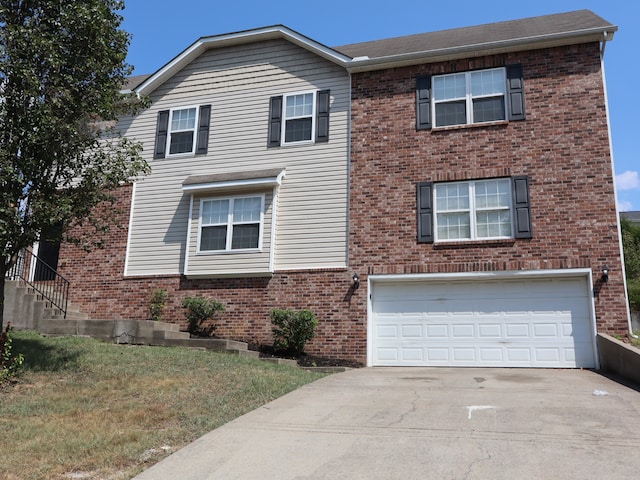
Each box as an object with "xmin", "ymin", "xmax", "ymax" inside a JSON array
[
  {"xmin": 166, "ymin": 105, "xmax": 199, "ymax": 157},
  {"xmin": 434, "ymin": 178, "xmax": 514, "ymax": 242},
  {"xmin": 197, "ymin": 194, "xmax": 265, "ymax": 253},
  {"xmin": 282, "ymin": 90, "xmax": 316, "ymax": 145},
  {"xmin": 432, "ymin": 67, "xmax": 507, "ymax": 127}
]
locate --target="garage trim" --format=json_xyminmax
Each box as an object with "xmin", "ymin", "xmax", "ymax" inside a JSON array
[{"xmin": 366, "ymin": 268, "xmax": 598, "ymax": 368}]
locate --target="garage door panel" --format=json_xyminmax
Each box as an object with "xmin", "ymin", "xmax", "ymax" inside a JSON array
[{"xmin": 371, "ymin": 276, "xmax": 595, "ymax": 368}]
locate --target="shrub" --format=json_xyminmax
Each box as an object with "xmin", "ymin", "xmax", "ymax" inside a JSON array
[
  {"xmin": 149, "ymin": 288, "xmax": 168, "ymax": 322},
  {"xmin": 1, "ymin": 323, "xmax": 24, "ymax": 384},
  {"xmin": 182, "ymin": 296, "xmax": 225, "ymax": 337},
  {"xmin": 271, "ymin": 309, "xmax": 318, "ymax": 357}
]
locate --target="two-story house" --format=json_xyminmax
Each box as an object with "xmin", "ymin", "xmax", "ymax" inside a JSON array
[{"xmin": 56, "ymin": 10, "xmax": 629, "ymax": 367}]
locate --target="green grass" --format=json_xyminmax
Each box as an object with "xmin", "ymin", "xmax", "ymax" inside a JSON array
[{"xmin": 0, "ymin": 331, "xmax": 327, "ymax": 480}]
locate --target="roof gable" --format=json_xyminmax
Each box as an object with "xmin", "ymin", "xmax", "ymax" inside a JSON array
[{"xmin": 132, "ymin": 10, "xmax": 616, "ymax": 94}]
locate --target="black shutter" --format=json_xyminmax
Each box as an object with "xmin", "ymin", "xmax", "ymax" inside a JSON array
[
  {"xmin": 154, "ymin": 110, "xmax": 170, "ymax": 159},
  {"xmin": 195, "ymin": 105, "xmax": 211, "ymax": 155},
  {"xmin": 417, "ymin": 181, "xmax": 434, "ymax": 243},
  {"xmin": 416, "ymin": 75, "xmax": 432, "ymax": 130},
  {"xmin": 316, "ymin": 89, "xmax": 330, "ymax": 143},
  {"xmin": 267, "ymin": 96, "xmax": 283, "ymax": 147},
  {"xmin": 506, "ymin": 64, "xmax": 525, "ymax": 121},
  {"xmin": 512, "ymin": 176, "xmax": 532, "ymax": 239}
]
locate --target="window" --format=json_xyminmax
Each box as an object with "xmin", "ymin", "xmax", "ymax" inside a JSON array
[
  {"xmin": 416, "ymin": 65, "xmax": 524, "ymax": 130},
  {"xmin": 417, "ymin": 176, "xmax": 532, "ymax": 243},
  {"xmin": 268, "ymin": 90, "xmax": 330, "ymax": 147},
  {"xmin": 199, "ymin": 195, "xmax": 263, "ymax": 252},
  {"xmin": 435, "ymin": 179, "xmax": 512, "ymax": 240},
  {"xmin": 168, "ymin": 107, "xmax": 197, "ymax": 154},
  {"xmin": 154, "ymin": 105, "xmax": 211, "ymax": 159}
]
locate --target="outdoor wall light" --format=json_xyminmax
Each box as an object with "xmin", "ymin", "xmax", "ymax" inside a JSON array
[
  {"xmin": 601, "ymin": 266, "xmax": 609, "ymax": 283},
  {"xmin": 352, "ymin": 272, "xmax": 360, "ymax": 290}
]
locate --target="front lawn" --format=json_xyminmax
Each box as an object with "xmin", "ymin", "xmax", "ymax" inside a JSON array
[{"xmin": 0, "ymin": 331, "xmax": 326, "ymax": 480}]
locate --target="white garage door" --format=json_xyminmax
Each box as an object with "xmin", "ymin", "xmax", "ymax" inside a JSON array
[{"xmin": 370, "ymin": 276, "xmax": 595, "ymax": 368}]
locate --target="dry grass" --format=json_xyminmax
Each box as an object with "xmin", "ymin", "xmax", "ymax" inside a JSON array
[{"xmin": 0, "ymin": 331, "xmax": 327, "ymax": 480}]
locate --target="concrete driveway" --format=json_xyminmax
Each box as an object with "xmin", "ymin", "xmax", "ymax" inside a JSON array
[{"xmin": 134, "ymin": 368, "xmax": 640, "ymax": 479}]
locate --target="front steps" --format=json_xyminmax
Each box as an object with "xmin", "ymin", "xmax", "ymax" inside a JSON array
[{"xmin": 3, "ymin": 279, "xmax": 258, "ymax": 359}]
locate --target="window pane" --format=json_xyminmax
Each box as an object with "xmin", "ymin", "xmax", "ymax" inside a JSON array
[
  {"xmin": 437, "ymin": 212, "xmax": 471, "ymax": 240},
  {"xmin": 475, "ymin": 180, "xmax": 510, "ymax": 208},
  {"xmin": 436, "ymin": 182, "xmax": 469, "ymax": 211},
  {"xmin": 470, "ymin": 69, "xmax": 505, "ymax": 96},
  {"xmin": 233, "ymin": 197, "xmax": 261, "ymax": 222},
  {"xmin": 476, "ymin": 210, "xmax": 512, "ymax": 238},
  {"xmin": 200, "ymin": 226, "xmax": 227, "ymax": 251},
  {"xmin": 435, "ymin": 101, "xmax": 466, "ymax": 127},
  {"xmin": 202, "ymin": 199, "xmax": 229, "ymax": 225},
  {"xmin": 171, "ymin": 108, "xmax": 196, "ymax": 131},
  {"xmin": 231, "ymin": 224, "xmax": 259, "ymax": 249},
  {"xmin": 169, "ymin": 131, "xmax": 194, "ymax": 154},
  {"xmin": 285, "ymin": 118, "xmax": 312, "ymax": 142},
  {"xmin": 434, "ymin": 73, "xmax": 466, "ymax": 100},
  {"xmin": 286, "ymin": 93, "xmax": 313, "ymax": 118},
  {"xmin": 472, "ymin": 97, "xmax": 505, "ymax": 123}
]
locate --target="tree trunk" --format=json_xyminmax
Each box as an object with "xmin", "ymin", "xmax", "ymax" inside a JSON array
[{"xmin": 0, "ymin": 263, "xmax": 6, "ymax": 332}]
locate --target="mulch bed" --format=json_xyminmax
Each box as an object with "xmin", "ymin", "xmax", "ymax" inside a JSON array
[{"xmin": 256, "ymin": 345, "xmax": 362, "ymax": 369}]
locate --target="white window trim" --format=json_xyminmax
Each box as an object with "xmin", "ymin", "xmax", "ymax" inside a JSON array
[
  {"xmin": 166, "ymin": 105, "xmax": 200, "ymax": 157},
  {"xmin": 432, "ymin": 67, "xmax": 507, "ymax": 127},
  {"xmin": 282, "ymin": 90, "xmax": 317, "ymax": 145},
  {"xmin": 434, "ymin": 178, "xmax": 514, "ymax": 242},
  {"xmin": 196, "ymin": 194, "xmax": 265, "ymax": 254}
]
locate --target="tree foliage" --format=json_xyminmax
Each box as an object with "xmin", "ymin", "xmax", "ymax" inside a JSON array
[
  {"xmin": 621, "ymin": 217, "xmax": 640, "ymax": 312},
  {"xmin": 0, "ymin": 0, "xmax": 149, "ymax": 329}
]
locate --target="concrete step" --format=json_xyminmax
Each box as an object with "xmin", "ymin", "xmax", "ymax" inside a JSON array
[{"xmin": 157, "ymin": 337, "xmax": 250, "ymax": 352}]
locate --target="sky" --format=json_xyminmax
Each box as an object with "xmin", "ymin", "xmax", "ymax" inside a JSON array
[{"xmin": 121, "ymin": 0, "xmax": 639, "ymax": 211}]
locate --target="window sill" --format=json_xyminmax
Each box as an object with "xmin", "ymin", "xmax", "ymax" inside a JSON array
[
  {"xmin": 433, "ymin": 238, "xmax": 515, "ymax": 249},
  {"xmin": 196, "ymin": 249, "xmax": 262, "ymax": 255},
  {"xmin": 430, "ymin": 120, "xmax": 509, "ymax": 133}
]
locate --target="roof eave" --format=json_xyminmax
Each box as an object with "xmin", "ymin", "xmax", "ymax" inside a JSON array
[
  {"xmin": 135, "ymin": 26, "xmax": 352, "ymax": 96},
  {"xmin": 346, "ymin": 28, "xmax": 616, "ymax": 73}
]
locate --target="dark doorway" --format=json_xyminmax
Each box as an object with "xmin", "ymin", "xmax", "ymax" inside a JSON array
[{"xmin": 34, "ymin": 223, "xmax": 62, "ymax": 281}]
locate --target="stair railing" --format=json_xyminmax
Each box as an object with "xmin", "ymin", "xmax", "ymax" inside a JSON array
[{"xmin": 5, "ymin": 249, "xmax": 69, "ymax": 319}]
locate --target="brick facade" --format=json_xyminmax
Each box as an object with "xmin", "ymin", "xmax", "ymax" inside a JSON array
[
  {"xmin": 58, "ymin": 41, "xmax": 628, "ymax": 366},
  {"xmin": 349, "ymin": 42, "xmax": 628, "ymax": 335}
]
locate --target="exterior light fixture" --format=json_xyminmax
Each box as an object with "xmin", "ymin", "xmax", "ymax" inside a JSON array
[
  {"xmin": 601, "ymin": 266, "xmax": 609, "ymax": 283},
  {"xmin": 352, "ymin": 272, "xmax": 360, "ymax": 290}
]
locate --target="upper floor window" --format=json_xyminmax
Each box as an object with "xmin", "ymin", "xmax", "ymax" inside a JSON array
[
  {"xmin": 433, "ymin": 68, "xmax": 506, "ymax": 127},
  {"xmin": 416, "ymin": 176, "xmax": 532, "ymax": 243},
  {"xmin": 198, "ymin": 195, "xmax": 264, "ymax": 252},
  {"xmin": 416, "ymin": 65, "xmax": 524, "ymax": 130},
  {"xmin": 284, "ymin": 92, "xmax": 315, "ymax": 143},
  {"xmin": 268, "ymin": 90, "xmax": 330, "ymax": 147},
  {"xmin": 435, "ymin": 178, "xmax": 512, "ymax": 240},
  {"xmin": 153, "ymin": 104, "xmax": 211, "ymax": 159},
  {"xmin": 169, "ymin": 107, "xmax": 198, "ymax": 155}
]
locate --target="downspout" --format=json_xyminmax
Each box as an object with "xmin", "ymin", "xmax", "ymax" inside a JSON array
[{"xmin": 600, "ymin": 31, "xmax": 634, "ymax": 336}]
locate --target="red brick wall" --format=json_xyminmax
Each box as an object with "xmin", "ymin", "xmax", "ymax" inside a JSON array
[{"xmin": 349, "ymin": 42, "xmax": 628, "ymax": 334}]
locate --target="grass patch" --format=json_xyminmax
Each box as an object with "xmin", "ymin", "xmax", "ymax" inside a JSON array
[{"xmin": 0, "ymin": 331, "xmax": 327, "ymax": 480}]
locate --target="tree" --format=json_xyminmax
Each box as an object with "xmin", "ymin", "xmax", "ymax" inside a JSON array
[
  {"xmin": 0, "ymin": 0, "xmax": 149, "ymax": 330},
  {"xmin": 621, "ymin": 217, "xmax": 640, "ymax": 312}
]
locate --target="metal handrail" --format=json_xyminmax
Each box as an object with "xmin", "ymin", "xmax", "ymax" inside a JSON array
[{"xmin": 5, "ymin": 249, "xmax": 69, "ymax": 318}]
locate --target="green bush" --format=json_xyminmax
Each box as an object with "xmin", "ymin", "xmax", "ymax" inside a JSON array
[
  {"xmin": 1, "ymin": 323, "xmax": 24, "ymax": 384},
  {"xmin": 149, "ymin": 288, "xmax": 168, "ymax": 322},
  {"xmin": 628, "ymin": 279, "xmax": 640, "ymax": 313},
  {"xmin": 271, "ymin": 309, "xmax": 318, "ymax": 357},
  {"xmin": 182, "ymin": 296, "xmax": 225, "ymax": 337}
]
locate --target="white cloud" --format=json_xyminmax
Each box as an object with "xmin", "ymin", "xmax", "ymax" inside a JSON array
[
  {"xmin": 616, "ymin": 170, "xmax": 640, "ymax": 191},
  {"xmin": 618, "ymin": 200, "xmax": 633, "ymax": 212}
]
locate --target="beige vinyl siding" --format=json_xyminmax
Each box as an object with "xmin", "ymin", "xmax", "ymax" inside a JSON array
[
  {"xmin": 124, "ymin": 39, "xmax": 349, "ymax": 277},
  {"xmin": 185, "ymin": 191, "xmax": 274, "ymax": 277}
]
